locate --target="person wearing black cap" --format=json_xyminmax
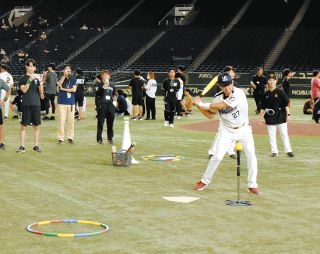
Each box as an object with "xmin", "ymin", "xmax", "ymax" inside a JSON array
[
  {"xmin": 281, "ymin": 68, "xmax": 293, "ymax": 103},
  {"xmin": 74, "ymin": 68, "xmax": 86, "ymax": 120},
  {"xmin": 162, "ymin": 68, "xmax": 180, "ymax": 128},
  {"xmin": 42, "ymin": 63, "xmax": 57, "ymax": 120},
  {"xmin": 260, "ymin": 74, "xmax": 294, "ymax": 158},
  {"xmin": 96, "ymin": 70, "xmax": 116, "ymax": 144},
  {"xmin": 250, "ymin": 67, "xmax": 267, "ymax": 114},
  {"xmin": 193, "ymin": 72, "xmax": 260, "ymax": 195}
]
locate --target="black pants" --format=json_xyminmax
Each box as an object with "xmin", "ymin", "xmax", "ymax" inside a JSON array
[
  {"xmin": 164, "ymin": 99, "xmax": 176, "ymax": 124},
  {"xmin": 145, "ymin": 95, "xmax": 156, "ymax": 119},
  {"xmin": 97, "ymin": 103, "xmax": 115, "ymax": 142},
  {"xmin": 253, "ymin": 93, "xmax": 263, "ymax": 112},
  {"xmin": 176, "ymin": 100, "xmax": 182, "ymax": 116},
  {"xmin": 45, "ymin": 94, "xmax": 56, "ymax": 114}
]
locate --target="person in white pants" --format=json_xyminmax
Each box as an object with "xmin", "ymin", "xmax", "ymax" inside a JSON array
[
  {"xmin": 0, "ymin": 64, "xmax": 14, "ymax": 118},
  {"xmin": 260, "ymin": 74, "xmax": 294, "ymax": 157},
  {"xmin": 193, "ymin": 72, "xmax": 260, "ymax": 195}
]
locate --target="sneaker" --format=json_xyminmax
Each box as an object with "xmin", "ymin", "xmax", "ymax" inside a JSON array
[
  {"xmin": 12, "ymin": 115, "xmax": 19, "ymax": 119},
  {"xmin": 229, "ymin": 154, "xmax": 236, "ymax": 159},
  {"xmin": 42, "ymin": 116, "xmax": 49, "ymax": 120},
  {"xmin": 67, "ymin": 139, "xmax": 74, "ymax": 144},
  {"xmin": 16, "ymin": 146, "xmax": 25, "ymax": 153},
  {"xmin": 33, "ymin": 146, "xmax": 41, "ymax": 153},
  {"xmin": 49, "ymin": 116, "xmax": 55, "ymax": 120},
  {"xmin": 248, "ymin": 187, "xmax": 261, "ymax": 195},
  {"xmin": 177, "ymin": 116, "xmax": 181, "ymax": 120},
  {"xmin": 151, "ymin": 118, "xmax": 156, "ymax": 120},
  {"xmin": 4, "ymin": 116, "xmax": 8, "ymax": 119},
  {"xmin": 132, "ymin": 116, "xmax": 138, "ymax": 120},
  {"xmin": 271, "ymin": 153, "xmax": 278, "ymax": 157},
  {"xmin": 164, "ymin": 121, "xmax": 169, "ymax": 127},
  {"xmin": 57, "ymin": 140, "xmax": 63, "ymax": 145},
  {"xmin": 144, "ymin": 118, "xmax": 150, "ymax": 120},
  {"xmin": 194, "ymin": 181, "xmax": 207, "ymax": 191},
  {"xmin": 208, "ymin": 154, "xmax": 213, "ymax": 159},
  {"xmin": 287, "ymin": 152, "xmax": 294, "ymax": 157},
  {"xmin": 97, "ymin": 140, "xmax": 103, "ymax": 144},
  {"xmin": 0, "ymin": 143, "xmax": 5, "ymax": 150},
  {"xmin": 169, "ymin": 124, "xmax": 174, "ymax": 128},
  {"xmin": 107, "ymin": 140, "xmax": 113, "ymax": 145},
  {"xmin": 138, "ymin": 116, "xmax": 143, "ymax": 120}
]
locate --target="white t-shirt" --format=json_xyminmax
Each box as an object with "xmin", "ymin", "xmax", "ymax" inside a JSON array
[
  {"xmin": 145, "ymin": 79, "xmax": 157, "ymax": 98},
  {"xmin": 126, "ymin": 98, "xmax": 132, "ymax": 115},
  {"xmin": 176, "ymin": 78, "xmax": 184, "ymax": 100},
  {"xmin": 213, "ymin": 87, "xmax": 249, "ymax": 128}
]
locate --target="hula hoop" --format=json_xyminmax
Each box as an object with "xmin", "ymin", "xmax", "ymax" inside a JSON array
[
  {"xmin": 26, "ymin": 220, "xmax": 109, "ymax": 237},
  {"xmin": 140, "ymin": 155, "xmax": 184, "ymax": 162}
]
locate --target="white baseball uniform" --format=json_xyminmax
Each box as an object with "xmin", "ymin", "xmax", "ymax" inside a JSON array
[
  {"xmin": 0, "ymin": 71, "xmax": 14, "ymax": 117},
  {"xmin": 201, "ymin": 87, "xmax": 258, "ymax": 188}
]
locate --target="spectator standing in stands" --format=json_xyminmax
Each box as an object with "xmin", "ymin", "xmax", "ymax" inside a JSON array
[
  {"xmin": 0, "ymin": 64, "xmax": 14, "ymax": 119},
  {"xmin": 17, "ymin": 59, "xmax": 44, "ymax": 153},
  {"xmin": 250, "ymin": 67, "xmax": 267, "ymax": 114},
  {"xmin": 162, "ymin": 68, "xmax": 180, "ymax": 128},
  {"xmin": 74, "ymin": 68, "xmax": 86, "ymax": 120},
  {"xmin": 260, "ymin": 74, "xmax": 294, "ymax": 158},
  {"xmin": 96, "ymin": 70, "xmax": 116, "ymax": 144},
  {"xmin": 128, "ymin": 70, "xmax": 144, "ymax": 120},
  {"xmin": 0, "ymin": 79, "xmax": 11, "ymax": 150},
  {"xmin": 281, "ymin": 68, "xmax": 293, "ymax": 104},
  {"xmin": 116, "ymin": 89, "xmax": 129, "ymax": 116},
  {"xmin": 144, "ymin": 71, "xmax": 157, "ymax": 120},
  {"xmin": 311, "ymin": 69, "xmax": 320, "ymax": 103},
  {"xmin": 42, "ymin": 63, "xmax": 57, "ymax": 120},
  {"xmin": 56, "ymin": 64, "xmax": 77, "ymax": 144}
]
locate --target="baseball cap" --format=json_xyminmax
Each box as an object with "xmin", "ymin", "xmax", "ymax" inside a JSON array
[
  {"xmin": 218, "ymin": 72, "xmax": 233, "ymax": 86},
  {"xmin": 224, "ymin": 65, "xmax": 235, "ymax": 72}
]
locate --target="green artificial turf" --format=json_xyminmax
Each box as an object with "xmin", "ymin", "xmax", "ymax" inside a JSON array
[{"xmin": 0, "ymin": 98, "xmax": 319, "ymax": 254}]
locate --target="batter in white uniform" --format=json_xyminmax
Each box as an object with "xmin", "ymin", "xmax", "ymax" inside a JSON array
[
  {"xmin": 0, "ymin": 64, "xmax": 14, "ymax": 118},
  {"xmin": 193, "ymin": 72, "xmax": 260, "ymax": 195}
]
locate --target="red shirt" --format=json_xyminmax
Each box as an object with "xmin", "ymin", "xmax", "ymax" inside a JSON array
[{"xmin": 311, "ymin": 77, "xmax": 320, "ymax": 99}]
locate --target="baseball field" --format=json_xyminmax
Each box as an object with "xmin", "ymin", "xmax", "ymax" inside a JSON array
[{"xmin": 0, "ymin": 97, "xmax": 319, "ymax": 254}]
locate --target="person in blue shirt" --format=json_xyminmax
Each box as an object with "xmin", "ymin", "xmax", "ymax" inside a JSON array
[{"xmin": 56, "ymin": 64, "xmax": 77, "ymax": 144}]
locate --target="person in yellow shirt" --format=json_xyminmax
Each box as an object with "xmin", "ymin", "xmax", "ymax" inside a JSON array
[{"xmin": 182, "ymin": 89, "xmax": 193, "ymax": 117}]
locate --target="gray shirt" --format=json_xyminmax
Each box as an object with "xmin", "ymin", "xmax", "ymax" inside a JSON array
[
  {"xmin": 0, "ymin": 79, "xmax": 10, "ymax": 109},
  {"xmin": 45, "ymin": 71, "xmax": 57, "ymax": 94}
]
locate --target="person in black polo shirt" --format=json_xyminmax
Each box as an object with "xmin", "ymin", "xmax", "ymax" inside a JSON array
[
  {"xmin": 96, "ymin": 70, "xmax": 116, "ymax": 144},
  {"xmin": 162, "ymin": 68, "xmax": 180, "ymax": 128},
  {"xmin": 74, "ymin": 68, "xmax": 86, "ymax": 120},
  {"xmin": 281, "ymin": 68, "xmax": 293, "ymax": 105},
  {"xmin": 17, "ymin": 59, "xmax": 44, "ymax": 153},
  {"xmin": 128, "ymin": 70, "xmax": 144, "ymax": 120},
  {"xmin": 260, "ymin": 74, "xmax": 294, "ymax": 158},
  {"xmin": 250, "ymin": 67, "xmax": 267, "ymax": 114}
]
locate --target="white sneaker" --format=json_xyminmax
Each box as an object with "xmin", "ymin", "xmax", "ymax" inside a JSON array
[
  {"xmin": 164, "ymin": 121, "xmax": 169, "ymax": 127},
  {"xmin": 169, "ymin": 124, "xmax": 174, "ymax": 128},
  {"xmin": 177, "ymin": 116, "xmax": 181, "ymax": 120}
]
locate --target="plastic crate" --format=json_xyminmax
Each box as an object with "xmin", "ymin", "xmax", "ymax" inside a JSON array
[{"xmin": 112, "ymin": 152, "xmax": 131, "ymax": 167}]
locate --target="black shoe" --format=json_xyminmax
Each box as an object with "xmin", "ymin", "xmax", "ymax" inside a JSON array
[
  {"xmin": 208, "ymin": 154, "xmax": 213, "ymax": 159},
  {"xmin": 42, "ymin": 116, "xmax": 50, "ymax": 120},
  {"xmin": 97, "ymin": 140, "xmax": 103, "ymax": 144},
  {"xmin": 271, "ymin": 153, "xmax": 278, "ymax": 157},
  {"xmin": 287, "ymin": 152, "xmax": 294, "ymax": 157},
  {"xmin": 0, "ymin": 143, "xmax": 5, "ymax": 150},
  {"xmin": 144, "ymin": 118, "xmax": 150, "ymax": 120},
  {"xmin": 57, "ymin": 140, "xmax": 63, "ymax": 145},
  {"xmin": 229, "ymin": 154, "xmax": 236, "ymax": 159},
  {"xmin": 67, "ymin": 139, "xmax": 74, "ymax": 144},
  {"xmin": 107, "ymin": 140, "xmax": 113, "ymax": 145},
  {"xmin": 16, "ymin": 146, "xmax": 25, "ymax": 153},
  {"xmin": 12, "ymin": 115, "xmax": 19, "ymax": 119},
  {"xmin": 152, "ymin": 118, "xmax": 156, "ymax": 120},
  {"xmin": 33, "ymin": 146, "xmax": 41, "ymax": 153},
  {"xmin": 49, "ymin": 116, "xmax": 55, "ymax": 120}
]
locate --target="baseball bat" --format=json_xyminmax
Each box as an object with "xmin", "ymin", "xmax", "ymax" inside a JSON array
[
  {"xmin": 201, "ymin": 75, "xmax": 218, "ymax": 96},
  {"xmin": 235, "ymin": 142, "xmax": 243, "ymax": 202}
]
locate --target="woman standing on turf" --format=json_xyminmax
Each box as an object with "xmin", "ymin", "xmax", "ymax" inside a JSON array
[{"xmin": 260, "ymin": 74, "xmax": 294, "ymax": 158}]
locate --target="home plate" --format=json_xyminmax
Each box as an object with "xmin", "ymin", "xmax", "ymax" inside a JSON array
[{"xmin": 162, "ymin": 197, "xmax": 200, "ymax": 203}]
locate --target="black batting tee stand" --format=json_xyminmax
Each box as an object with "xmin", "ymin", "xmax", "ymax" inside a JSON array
[{"xmin": 226, "ymin": 142, "xmax": 252, "ymax": 206}]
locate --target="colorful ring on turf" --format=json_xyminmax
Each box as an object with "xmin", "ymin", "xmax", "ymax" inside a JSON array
[
  {"xmin": 140, "ymin": 155, "xmax": 184, "ymax": 162},
  {"xmin": 26, "ymin": 220, "xmax": 109, "ymax": 237}
]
